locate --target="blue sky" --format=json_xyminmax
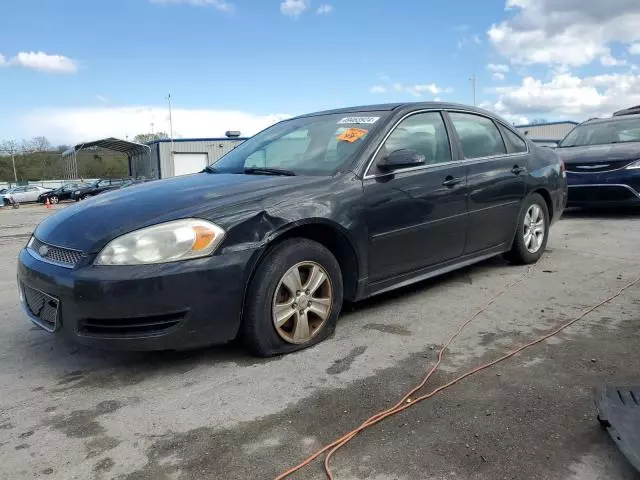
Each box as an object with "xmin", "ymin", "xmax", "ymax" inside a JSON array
[{"xmin": 2, "ymin": 0, "xmax": 640, "ymax": 145}]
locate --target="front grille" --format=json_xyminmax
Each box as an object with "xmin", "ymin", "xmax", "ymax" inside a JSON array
[
  {"xmin": 78, "ymin": 311, "xmax": 187, "ymax": 338},
  {"xmin": 569, "ymin": 186, "xmax": 638, "ymax": 203},
  {"xmin": 22, "ymin": 284, "xmax": 59, "ymax": 332},
  {"xmin": 566, "ymin": 160, "xmax": 636, "ymax": 173},
  {"xmin": 30, "ymin": 237, "xmax": 83, "ymax": 267}
]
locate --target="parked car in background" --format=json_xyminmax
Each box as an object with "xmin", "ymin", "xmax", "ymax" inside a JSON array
[
  {"xmin": 70, "ymin": 179, "xmax": 130, "ymax": 201},
  {"xmin": 2, "ymin": 186, "xmax": 52, "ymax": 204},
  {"xmin": 38, "ymin": 183, "xmax": 88, "ymax": 204},
  {"xmin": 557, "ymin": 114, "xmax": 640, "ymax": 207},
  {"xmin": 18, "ymin": 102, "xmax": 566, "ymax": 356},
  {"xmin": 530, "ymin": 139, "xmax": 559, "ymax": 148}
]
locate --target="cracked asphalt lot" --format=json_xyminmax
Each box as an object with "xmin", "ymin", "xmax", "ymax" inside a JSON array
[{"xmin": 1, "ymin": 205, "xmax": 639, "ymax": 480}]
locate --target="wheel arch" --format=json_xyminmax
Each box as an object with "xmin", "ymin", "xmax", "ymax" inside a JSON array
[
  {"xmin": 530, "ymin": 187, "xmax": 554, "ymax": 221},
  {"xmin": 242, "ymin": 219, "xmax": 361, "ymax": 313}
]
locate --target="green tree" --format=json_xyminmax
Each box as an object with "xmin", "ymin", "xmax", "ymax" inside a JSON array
[{"xmin": 133, "ymin": 132, "xmax": 169, "ymax": 144}]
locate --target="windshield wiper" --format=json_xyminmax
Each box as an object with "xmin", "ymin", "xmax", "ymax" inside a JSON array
[{"xmin": 243, "ymin": 167, "xmax": 296, "ymax": 176}]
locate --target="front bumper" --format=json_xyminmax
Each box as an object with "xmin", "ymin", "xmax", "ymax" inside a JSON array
[
  {"xmin": 17, "ymin": 247, "xmax": 258, "ymax": 350},
  {"xmin": 566, "ymin": 169, "xmax": 640, "ymax": 207}
]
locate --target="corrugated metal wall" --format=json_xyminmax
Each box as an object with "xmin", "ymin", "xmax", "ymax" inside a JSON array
[
  {"xmin": 129, "ymin": 139, "xmax": 244, "ymax": 179},
  {"xmin": 516, "ymin": 123, "xmax": 577, "ymax": 140}
]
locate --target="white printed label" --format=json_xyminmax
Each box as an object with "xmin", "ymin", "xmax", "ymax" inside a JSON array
[{"xmin": 337, "ymin": 116, "xmax": 380, "ymax": 125}]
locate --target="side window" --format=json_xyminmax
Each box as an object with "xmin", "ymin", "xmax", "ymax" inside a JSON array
[
  {"xmin": 375, "ymin": 112, "xmax": 451, "ymax": 171},
  {"xmin": 449, "ymin": 112, "xmax": 507, "ymax": 159},
  {"xmin": 499, "ymin": 125, "xmax": 527, "ymax": 153}
]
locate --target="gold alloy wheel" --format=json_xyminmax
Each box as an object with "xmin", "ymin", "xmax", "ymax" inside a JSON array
[{"xmin": 272, "ymin": 261, "xmax": 333, "ymax": 344}]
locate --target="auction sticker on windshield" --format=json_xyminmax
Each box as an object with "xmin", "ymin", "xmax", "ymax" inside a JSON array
[
  {"xmin": 337, "ymin": 128, "xmax": 368, "ymax": 143},
  {"xmin": 337, "ymin": 116, "xmax": 380, "ymax": 124}
]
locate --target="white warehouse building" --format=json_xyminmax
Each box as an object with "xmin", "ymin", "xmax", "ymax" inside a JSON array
[
  {"xmin": 515, "ymin": 121, "xmax": 578, "ymax": 142},
  {"xmin": 130, "ymin": 136, "xmax": 246, "ymax": 179},
  {"xmin": 63, "ymin": 135, "xmax": 247, "ymax": 180}
]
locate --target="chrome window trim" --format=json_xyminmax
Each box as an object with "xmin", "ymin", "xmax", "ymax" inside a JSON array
[
  {"xmin": 568, "ymin": 184, "xmax": 640, "ymax": 197},
  {"xmin": 363, "ymin": 108, "xmax": 529, "ymax": 180}
]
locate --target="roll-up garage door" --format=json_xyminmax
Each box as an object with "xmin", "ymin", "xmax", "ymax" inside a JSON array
[{"xmin": 173, "ymin": 153, "xmax": 208, "ymax": 176}]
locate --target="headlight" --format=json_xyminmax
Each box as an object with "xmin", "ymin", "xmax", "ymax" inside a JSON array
[
  {"xmin": 95, "ymin": 219, "xmax": 226, "ymax": 265},
  {"xmin": 74, "ymin": 191, "xmax": 80, "ymax": 195},
  {"xmin": 626, "ymin": 159, "xmax": 640, "ymax": 169}
]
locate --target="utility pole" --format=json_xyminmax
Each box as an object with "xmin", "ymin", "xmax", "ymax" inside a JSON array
[
  {"xmin": 11, "ymin": 151, "xmax": 17, "ymax": 183},
  {"xmin": 151, "ymin": 122, "xmax": 155, "ymax": 136},
  {"xmin": 0, "ymin": 141, "xmax": 20, "ymax": 183},
  {"xmin": 166, "ymin": 93, "xmax": 174, "ymax": 153},
  {"xmin": 469, "ymin": 74, "xmax": 477, "ymax": 106}
]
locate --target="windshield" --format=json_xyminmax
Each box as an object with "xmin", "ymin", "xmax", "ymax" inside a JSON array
[
  {"xmin": 560, "ymin": 117, "xmax": 640, "ymax": 147},
  {"xmin": 210, "ymin": 112, "xmax": 387, "ymax": 175}
]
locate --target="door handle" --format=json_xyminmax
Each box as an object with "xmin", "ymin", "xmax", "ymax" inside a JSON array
[
  {"xmin": 442, "ymin": 176, "xmax": 462, "ymax": 187},
  {"xmin": 511, "ymin": 165, "xmax": 526, "ymax": 175}
]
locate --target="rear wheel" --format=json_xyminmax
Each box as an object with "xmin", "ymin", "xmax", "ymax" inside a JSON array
[
  {"xmin": 505, "ymin": 193, "xmax": 549, "ymax": 265},
  {"xmin": 242, "ymin": 239, "xmax": 343, "ymax": 357}
]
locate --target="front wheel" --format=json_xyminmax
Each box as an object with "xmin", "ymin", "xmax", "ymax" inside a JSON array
[
  {"xmin": 80, "ymin": 194, "xmax": 91, "ymax": 200},
  {"xmin": 242, "ymin": 238, "xmax": 343, "ymax": 357},
  {"xmin": 50, "ymin": 196, "xmax": 59, "ymax": 204},
  {"xmin": 505, "ymin": 193, "xmax": 549, "ymax": 265}
]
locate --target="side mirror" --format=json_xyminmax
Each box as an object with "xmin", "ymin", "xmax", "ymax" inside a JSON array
[{"xmin": 379, "ymin": 149, "xmax": 426, "ymax": 171}]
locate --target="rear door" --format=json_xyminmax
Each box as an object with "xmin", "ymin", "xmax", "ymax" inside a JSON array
[
  {"xmin": 364, "ymin": 111, "xmax": 467, "ymax": 282},
  {"xmin": 446, "ymin": 111, "xmax": 527, "ymax": 254}
]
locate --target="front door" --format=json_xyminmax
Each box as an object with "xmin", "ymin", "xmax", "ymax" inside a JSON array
[
  {"xmin": 447, "ymin": 112, "xmax": 527, "ymax": 253},
  {"xmin": 364, "ymin": 111, "xmax": 468, "ymax": 283}
]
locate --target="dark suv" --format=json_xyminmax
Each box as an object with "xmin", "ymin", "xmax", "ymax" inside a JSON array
[{"xmin": 70, "ymin": 179, "xmax": 130, "ymax": 201}]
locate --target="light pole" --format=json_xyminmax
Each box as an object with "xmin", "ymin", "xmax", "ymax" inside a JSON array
[
  {"xmin": 469, "ymin": 74, "xmax": 477, "ymax": 106},
  {"xmin": 166, "ymin": 93, "xmax": 174, "ymax": 153}
]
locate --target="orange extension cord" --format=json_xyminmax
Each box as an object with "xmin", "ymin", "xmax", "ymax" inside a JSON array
[{"xmin": 274, "ymin": 270, "xmax": 640, "ymax": 480}]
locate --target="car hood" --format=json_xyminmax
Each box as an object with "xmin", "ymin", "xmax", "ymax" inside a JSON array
[
  {"xmin": 35, "ymin": 173, "xmax": 329, "ymax": 252},
  {"xmin": 556, "ymin": 142, "xmax": 640, "ymax": 164}
]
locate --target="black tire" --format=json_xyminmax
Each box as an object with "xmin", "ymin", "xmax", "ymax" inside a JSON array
[
  {"xmin": 50, "ymin": 196, "xmax": 59, "ymax": 204},
  {"xmin": 505, "ymin": 193, "xmax": 550, "ymax": 265},
  {"xmin": 81, "ymin": 194, "xmax": 91, "ymax": 200},
  {"xmin": 242, "ymin": 238, "xmax": 343, "ymax": 357}
]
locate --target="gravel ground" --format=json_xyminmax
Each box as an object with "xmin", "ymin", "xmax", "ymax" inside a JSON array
[{"xmin": 0, "ymin": 204, "xmax": 639, "ymax": 480}]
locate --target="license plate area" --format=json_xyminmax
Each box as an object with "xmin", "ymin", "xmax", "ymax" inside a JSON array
[{"xmin": 21, "ymin": 284, "xmax": 59, "ymax": 333}]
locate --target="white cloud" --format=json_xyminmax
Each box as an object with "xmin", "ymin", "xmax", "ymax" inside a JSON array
[
  {"xmin": 488, "ymin": 0, "xmax": 640, "ymax": 67},
  {"xmin": 630, "ymin": 43, "xmax": 640, "ymax": 55},
  {"xmin": 96, "ymin": 95, "xmax": 108, "ymax": 104},
  {"xmin": 149, "ymin": 0, "xmax": 233, "ymax": 12},
  {"xmin": 280, "ymin": 0, "xmax": 307, "ymax": 18},
  {"xmin": 600, "ymin": 53, "xmax": 627, "ymax": 67},
  {"xmin": 472, "ymin": 35, "xmax": 481, "ymax": 44},
  {"xmin": 487, "ymin": 63, "xmax": 510, "ymax": 73},
  {"xmin": 486, "ymin": 72, "xmax": 640, "ymax": 120},
  {"xmin": 410, "ymin": 83, "xmax": 450, "ymax": 96},
  {"xmin": 19, "ymin": 106, "xmax": 291, "ymax": 145},
  {"xmin": 0, "ymin": 54, "xmax": 6, "ymax": 67},
  {"xmin": 316, "ymin": 4, "xmax": 333, "ymax": 14},
  {"xmin": 10, "ymin": 51, "xmax": 78, "ymax": 73},
  {"xmin": 492, "ymin": 72, "xmax": 506, "ymax": 81},
  {"xmin": 369, "ymin": 85, "xmax": 387, "ymax": 94},
  {"xmin": 369, "ymin": 80, "xmax": 452, "ymax": 98}
]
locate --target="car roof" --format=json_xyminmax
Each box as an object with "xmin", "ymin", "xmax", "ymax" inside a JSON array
[
  {"xmin": 581, "ymin": 114, "xmax": 640, "ymax": 125},
  {"xmin": 296, "ymin": 102, "xmax": 502, "ymax": 120}
]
